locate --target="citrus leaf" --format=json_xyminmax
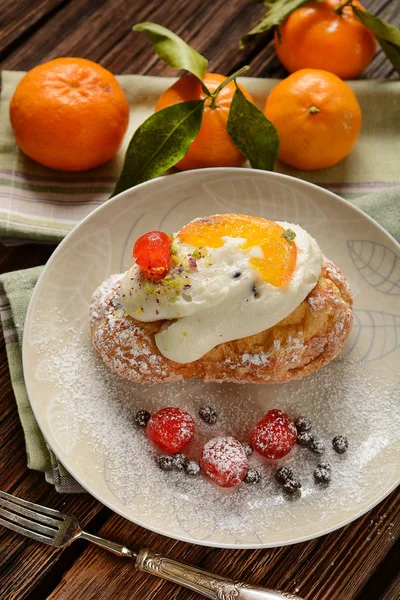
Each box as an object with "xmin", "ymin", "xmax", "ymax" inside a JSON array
[
  {"xmin": 240, "ymin": 0, "xmax": 314, "ymax": 47},
  {"xmin": 227, "ymin": 85, "xmax": 279, "ymax": 171},
  {"xmin": 133, "ymin": 22, "xmax": 208, "ymax": 81},
  {"xmin": 111, "ymin": 100, "xmax": 205, "ymax": 197},
  {"xmin": 352, "ymin": 6, "xmax": 400, "ymax": 74}
]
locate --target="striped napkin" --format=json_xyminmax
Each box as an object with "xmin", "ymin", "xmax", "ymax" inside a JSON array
[{"xmin": 1, "ymin": 71, "xmax": 400, "ymax": 244}]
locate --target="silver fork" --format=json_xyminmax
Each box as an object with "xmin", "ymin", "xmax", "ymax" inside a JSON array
[{"xmin": 0, "ymin": 491, "xmax": 304, "ymax": 600}]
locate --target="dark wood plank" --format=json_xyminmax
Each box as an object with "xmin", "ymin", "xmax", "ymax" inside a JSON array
[
  {"xmin": 39, "ymin": 487, "xmax": 399, "ymax": 600},
  {"xmin": 1, "ymin": 0, "xmax": 400, "ymax": 598},
  {"xmin": 0, "ymin": 0, "xmax": 71, "ymax": 61},
  {"xmin": 378, "ymin": 569, "xmax": 400, "ymax": 600},
  {"xmin": 4, "ymin": 0, "xmax": 399, "ymax": 79}
]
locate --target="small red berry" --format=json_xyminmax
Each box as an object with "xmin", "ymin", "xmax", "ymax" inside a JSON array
[
  {"xmin": 146, "ymin": 407, "xmax": 195, "ymax": 454},
  {"xmin": 200, "ymin": 436, "xmax": 249, "ymax": 488},
  {"xmin": 250, "ymin": 409, "xmax": 297, "ymax": 460},
  {"xmin": 133, "ymin": 231, "xmax": 172, "ymax": 280}
]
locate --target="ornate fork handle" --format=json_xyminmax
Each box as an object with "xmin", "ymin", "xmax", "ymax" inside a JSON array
[{"xmin": 136, "ymin": 548, "xmax": 304, "ymax": 600}]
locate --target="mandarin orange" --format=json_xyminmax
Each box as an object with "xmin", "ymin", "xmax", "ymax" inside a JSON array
[
  {"xmin": 264, "ymin": 69, "xmax": 362, "ymax": 170},
  {"xmin": 10, "ymin": 57, "xmax": 129, "ymax": 171},
  {"xmin": 155, "ymin": 73, "xmax": 253, "ymax": 170},
  {"xmin": 274, "ymin": 0, "xmax": 376, "ymax": 80}
]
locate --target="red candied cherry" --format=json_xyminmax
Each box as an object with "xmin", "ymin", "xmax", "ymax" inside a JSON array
[
  {"xmin": 146, "ymin": 407, "xmax": 195, "ymax": 454},
  {"xmin": 200, "ymin": 436, "xmax": 249, "ymax": 488},
  {"xmin": 133, "ymin": 231, "xmax": 172, "ymax": 280},
  {"xmin": 250, "ymin": 409, "xmax": 297, "ymax": 460}
]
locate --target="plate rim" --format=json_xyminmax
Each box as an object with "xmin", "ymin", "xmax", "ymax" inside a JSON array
[{"xmin": 22, "ymin": 167, "xmax": 400, "ymax": 549}]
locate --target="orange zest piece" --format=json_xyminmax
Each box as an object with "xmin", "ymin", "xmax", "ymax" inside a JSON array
[{"xmin": 178, "ymin": 214, "xmax": 297, "ymax": 287}]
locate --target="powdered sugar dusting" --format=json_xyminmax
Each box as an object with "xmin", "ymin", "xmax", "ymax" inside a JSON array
[{"xmin": 32, "ymin": 308, "xmax": 400, "ymax": 545}]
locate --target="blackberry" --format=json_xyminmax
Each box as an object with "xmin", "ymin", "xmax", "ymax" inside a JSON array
[
  {"xmin": 199, "ymin": 406, "xmax": 218, "ymax": 425},
  {"xmin": 172, "ymin": 453, "xmax": 188, "ymax": 470},
  {"xmin": 157, "ymin": 456, "xmax": 174, "ymax": 471},
  {"xmin": 244, "ymin": 468, "xmax": 261, "ymax": 484},
  {"xmin": 332, "ymin": 435, "xmax": 348, "ymax": 454},
  {"xmin": 314, "ymin": 462, "xmax": 332, "ymax": 484},
  {"xmin": 310, "ymin": 439, "xmax": 325, "ymax": 455},
  {"xmin": 135, "ymin": 409, "xmax": 151, "ymax": 427},
  {"xmin": 296, "ymin": 431, "xmax": 314, "ymax": 448},
  {"xmin": 275, "ymin": 466, "xmax": 294, "ymax": 483},
  {"xmin": 283, "ymin": 478, "xmax": 302, "ymax": 495},
  {"xmin": 295, "ymin": 416, "xmax": 312, "ymax": 433},
  {"xmin": 242, "ymin": 443, "xmax": 253, "ymax": 458},
  {"xmin": 184, "ymin": 460, "xmax": 201, "ymax": 476}
]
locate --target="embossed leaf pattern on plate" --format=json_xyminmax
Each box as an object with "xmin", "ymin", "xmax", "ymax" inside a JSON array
[
  {"xmin": 29, "ymin": 228, "xmax": 112, "ymax": 344},
  {"xmin": 202, "ymin": 177, "xmax": 328, "ymax": 228},
  {"xmin": 341, "ymin": 309, "xmax": 400, "ymax": 362},
  {"xmin": 104, "ymin": 455, "xmax": 138, "ymax": 506},
  {"xmin": 47, "ymin": 396, "xmax": 80, "ymax": 454},
  {"xmin": 348, "ymin": 240, "xmax": 400, "ymax": 295}
]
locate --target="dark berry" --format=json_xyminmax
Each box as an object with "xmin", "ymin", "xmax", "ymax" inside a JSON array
[
  {"xmin": 199, "ymin": 406, "xmax": 218, "ymax": 425},
  {"xmin": 314, "ymin": 462, "xmax": 332, "ymax": 483},
  {"xmin": 157, "ymin": 456, "xmax": 174, "ymax": 471},
  {"xmin": 172, "ymin": 453, "xmax": 188, "ymax": 470},
  {"xmin": 310, "ymin": 439, "xmax": 325, "ymax": 455},
  {"xmin": 295, "ymin": 416, "xmax": 312, "ymax": 433},
  {"xmin": 244, "ymin": 468, "xmax": 261, "ymax": 484},
  {"xmin": 296, "ymin": 431, "xmax": 314, "ymax": 448},
  {"xmin": 275, "ymin": 465, "xmax": 294, "ymax": 483},
  {"xmin": 332, "ymin": 435, "xmax": 348, "ymax": 454},
  {"xmin": 242, "ymin": 443, "xmax": 253, "ymax": 458},
  {"xmin": 135, "ymin": 409, "xmax": 151, "ymax": 427},
  {"xmin": 184, "ymin": 460, "xmax": 201, "ymax": 476},
  {"xmin": 283, "ymin": 478, "xmax": 302, "ymax": 495}
]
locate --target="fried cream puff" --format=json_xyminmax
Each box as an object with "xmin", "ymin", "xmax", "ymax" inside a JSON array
[{"xmin": 90, "ymin": 214, "xmax": 353, "ymax": 383}]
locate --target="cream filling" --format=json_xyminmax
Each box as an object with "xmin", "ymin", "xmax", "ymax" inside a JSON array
[{"xmin": 121, "ymin": 222, "xmax": 322, "ymax": 364}]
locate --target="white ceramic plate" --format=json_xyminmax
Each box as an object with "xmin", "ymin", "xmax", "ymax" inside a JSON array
[{"xmin": 23, "ymin": 168, "xmax": 400, "ymax": 548}]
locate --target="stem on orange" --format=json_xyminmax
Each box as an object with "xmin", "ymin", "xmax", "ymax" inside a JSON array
[
  {"xmin": 209, "ymin": 65, "xmax": 250, "ymax": 109},
  {"xmin": 309, "ymin": 106, "xmax": 320, "ymax": 114},
  {"xmin": 334, "ymin": 0, "xmax": 353, "ymax": 14}
]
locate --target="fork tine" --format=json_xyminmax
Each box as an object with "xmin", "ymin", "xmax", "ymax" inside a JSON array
[
  {"xmin": 0, "ymin": 517, "xmax": 59, "ymax": 547},
  {"xmin": 0, "ymin": 508, "xmax": 58, "ymax": 537},
  {"xmin": 0, "ymin": 491, "xmax": 65, "ymax": 519},
  {"xmin": 0, "ymin": 497, "xmax": 62, "ymax": 528}
]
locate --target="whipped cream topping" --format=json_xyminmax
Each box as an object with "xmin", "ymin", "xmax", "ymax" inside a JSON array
[{"xmin": 120, "ymin": 221, "xmax": 322, "ymax": 364}]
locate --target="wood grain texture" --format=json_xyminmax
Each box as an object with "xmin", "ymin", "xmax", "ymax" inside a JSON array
[
  {"xmin": 45, "ymin": 488, "xmax": 400, "ymax": 600},
  {"xmin": 0, "ymin": 0, "xmax": 400, "ymax": 599}
]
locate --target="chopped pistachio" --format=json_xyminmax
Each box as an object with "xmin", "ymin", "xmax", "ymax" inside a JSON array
[{"xmin": 282, "ymin": 228, "xmax": 296, "ymax": 243}]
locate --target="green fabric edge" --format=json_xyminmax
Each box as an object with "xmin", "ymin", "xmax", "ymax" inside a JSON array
[{"xmin": 0, "ymin": 266, "xmax": 51, "ymax": 472}]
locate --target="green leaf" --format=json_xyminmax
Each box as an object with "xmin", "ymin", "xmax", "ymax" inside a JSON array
[
  {"xmin": 133, "ymin": 22, "xmax": 208, "ymax": 81},
  {"xmin": 111, "ymin": 100, "xmax": 205, "ymax": 197},
  {"xmin": 227, "ymin": 86, "xmax": 279, "ymax": 171},
  {"xmin": 240, "ymin": 0, "xmax": 315, "ymax": 47},
  {"xmin": 352, "ymin": 6, "xmax": 400, "ymax": 74}
]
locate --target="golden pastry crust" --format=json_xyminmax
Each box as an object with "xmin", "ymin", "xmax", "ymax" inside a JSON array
[{"xmin": 90, "ymin": 257, "xmax": 353, "ymax": 384}]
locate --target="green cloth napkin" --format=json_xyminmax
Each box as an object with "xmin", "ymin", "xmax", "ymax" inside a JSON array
[
  {"xmin": 0, "ymin": 187, "xmax": 399, "ymax": 492},
  {"xmin": 0, "ymin": 267, "xmax": 84, "ymax": 492},
  {"xmin": 1, "ymin": 71, "xmax": 400, "ymax": 243}
]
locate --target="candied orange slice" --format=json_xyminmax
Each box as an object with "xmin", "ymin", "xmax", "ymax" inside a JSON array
[{"xmin": 178, "ymin": 214, "xmax": 297, "ymax": 287}]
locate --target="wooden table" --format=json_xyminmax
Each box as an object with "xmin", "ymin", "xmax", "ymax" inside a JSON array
[{"xmin": 1, "ymin": 1, "xmax": 399, "ymax": 598}]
